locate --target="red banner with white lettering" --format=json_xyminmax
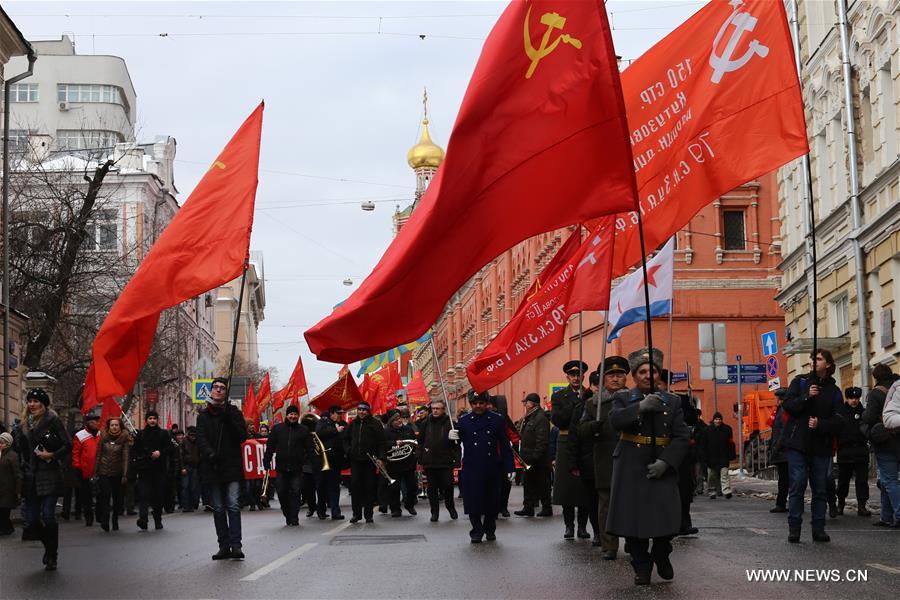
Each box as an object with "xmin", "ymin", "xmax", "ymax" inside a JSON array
[
  {"xmin": 587, "ymin": 0, "xmax": 807, "ymax": 277},
  {"xmin": 242, "ymin": 439, "xmax": 276, "ymax": 480},
  {"xmin": 467, "ymin": 218, "xmax": 615, "ymax": 392}
]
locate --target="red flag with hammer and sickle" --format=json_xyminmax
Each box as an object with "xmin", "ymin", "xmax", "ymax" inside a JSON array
[
  {"xmin": 587, "ymin": 0, "xmax": 807, "ymax": 277},
  {"xmin": 306, "ymin": 0, "xmax": 637, "ymax": 364}
]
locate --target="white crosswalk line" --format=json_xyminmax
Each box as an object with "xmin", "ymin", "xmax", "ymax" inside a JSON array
[
  {"xmin": 240, "ymin": 543, "xmax": 317, "ymax": 581},
  {"xmin": 867, "ymin": 563, "xmax": 900, "ymax": 575},
  {"xmin": 322, "ymin": 521, "xmax": 351, "ymax": 536}
]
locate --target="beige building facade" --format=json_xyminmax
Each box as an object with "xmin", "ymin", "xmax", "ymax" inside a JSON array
[
  {"xmin": 215, "ymin": 251, "xmax": 266, "ymax": 391},
  {"xmin": 777, "ymin": 0, "xmax": 899, "ymax": 389}
]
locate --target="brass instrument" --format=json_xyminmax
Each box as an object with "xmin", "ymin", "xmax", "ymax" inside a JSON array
[
  {"xmin": 368, "ymin": 452, "xmax": 396, "ymax": 485},
  {"xmin": 260, "ymin": 471, "xmax": 271, "ymax": 499},
  {"xmin": 311, "ymin": 432, "xmax": 331, "ymax": 472},
  {"xmin": 386, "ymin": 439, "xmax": 418, "ymax": 462},
  {"xmin": 511, "ymin": 446, "xmax": 532, "ymax": 471}
]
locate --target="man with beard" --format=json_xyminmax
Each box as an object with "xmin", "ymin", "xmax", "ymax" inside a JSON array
[
  {"xmin": 417, "ymin": 400, "xmax": 459, "ymax": 522},
  {"xmin": 456, "ymin": 391, "xmax": 514, "ymax": 543},
  {"xmin": 607, "ymin": 348, "xmax": 689, "ymax": 585},
  {"xmin": 132, "ymin": 411, "xmax": 171, "ymax": 531},
  {"xmin": 551, "ymin": 360, "xmax": 591, "ymax": 539}
]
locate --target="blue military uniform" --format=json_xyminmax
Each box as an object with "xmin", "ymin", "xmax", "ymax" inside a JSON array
[{"xmin": 458, "ymin": 410, "xmax": 515, "ymax": 542}]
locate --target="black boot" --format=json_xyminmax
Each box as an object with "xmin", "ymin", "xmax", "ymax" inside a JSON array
[
  {"xmin": 576, "ymin": 527, "xmax": 591, "ymax": 539},
  {"xmin": 42, "ymin": 523, "xmax": 59, "ymax": 571},
  {"xmin": 564, "ymin": 525, "xmax": 575, "ymax": 539},
  {"xmin": 812, "ymin": 529, "xmax": 830, "ymax": 542},
  {"xmin": 211, "ymin": 546, "xmax": 231, "ymax": 560},
  {"xmin": 837, "ymin": 498, "xmax": 845, "ymax": 515},
  {"xmin": 112, "ymin": 515, "xmax": 119, "ymax": 531},
  {"xmin": 788, "ymin": 525, "xmax": 801, "ymax": 543},
  {"xmin": 514, "ymin": 507, "xmax": 535, "ymax": 517},
  {"xmin": 447, "ymin": 505, "xmax": 458, "ymax": 520},
  {"xmin": 633, "ymin": 562, "xmax": 652, "ymax": 585}
]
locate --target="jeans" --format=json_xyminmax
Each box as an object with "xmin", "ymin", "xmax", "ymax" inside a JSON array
[
  {"xmin": 275, "ymin": 471, "xmax": 302, "ymax": 523},
  {"xmin": 22, "ymin": 495, "xmax": 57, "ymax": 528},
  {"xmin": 180, "ymin": 466, "xmax": 200, "ymax": 510},
  {"xmin": 316, "ymin": 468, "xmax": 342, "ymax": 517},
  {"xmin": 208, "ymin": 481, "xmax": 242, "ymax": 549},
  {"xmin": 786, "ymin": 449, "xmax": 829, "ymax": 530},
  {"xmin": 875, "ymin": 452, "xmax": 900, "ymax": 524}
]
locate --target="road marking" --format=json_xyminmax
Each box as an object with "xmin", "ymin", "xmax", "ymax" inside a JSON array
[
  {"xmin": 240, "ymin": 543, "xmax": 317, "ymax": 581},
  {"xmin": 747, "ymin": 528, "xmax": 769, "ymax": 535},
  {"xmin": 323, "ymin": 521, "xmax": 351, "ymax": 536},
  {"xmin": 867, "ymin": 563, "xmax": 900, "ymax": 575}
]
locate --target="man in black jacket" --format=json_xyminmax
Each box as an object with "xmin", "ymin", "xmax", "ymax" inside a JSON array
[
  {"xmin": 836, "ymin": 387, "xmax": 870, "ymax": 516},
  {"xmin": 197, "ymin": 377, "xmax": 248, "ymax": 560},
  {"xmin": 384, "ymin": 410, "xmax": 418, "ymax": 517},
  {"xmin": 315, "ymin": 406, "xmax": 346, "ymax": 520},
  {"xmin": 344, "ymin": 401, "xmax": 386, "ymax": 523},
  {"xmin": 417, "ymin": 400, "xmax": 459, "ymax": 522},
  {"xmin": 701, "ymin": 412, "xmax": 735, "ymax": 500},
  {"xmin": 861, "ymin": 364, "xmax": 900, "ymax": 527},
  {"xmin": 264, "ymin": 405, "xmax": 314, "ymax": 526},
  {"xmin": 782, "ymin": 350, "xmax": 844, "ymax": 543},
  {"xmin": 515, "ymin": 393, "xmax": 551, "ymax": 517},
  {"xmin": 132, "ymin": 410, "xmax": 171, "ymax": 531}
]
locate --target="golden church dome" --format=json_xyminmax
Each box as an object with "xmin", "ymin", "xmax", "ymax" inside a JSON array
[{"xmin": 407, "ymin": 118, "xmax": 444, "ymax": 169}]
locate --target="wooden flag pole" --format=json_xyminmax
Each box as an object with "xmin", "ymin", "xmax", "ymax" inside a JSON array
[
  {"xmin": 226, "ymin": 260, "xmax": 250, "ymax": 396},
  {"xmin": 636, "ymin": 212, "xmax": 658, "ymax": 461},
  {"xmin": 595, "ymin": 314, "xmax": 610, "ymax": 422}
]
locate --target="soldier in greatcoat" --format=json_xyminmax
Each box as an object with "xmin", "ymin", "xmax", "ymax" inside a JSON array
[
  {"xmin": 551, "ymin": 360, "xmax": 591, "ymax": 539},
  {"xmin": 606, "ymin": 348, "xmax": 690, "ymax": 585},
  {"xmin": 455, "ymin": 391, "xmax": 515, "ymax": 544}
]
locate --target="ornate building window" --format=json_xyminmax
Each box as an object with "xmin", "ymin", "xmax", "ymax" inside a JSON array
[{"xmin": 723, "ymin": 210, "xmax": 746, "ymax": 251}]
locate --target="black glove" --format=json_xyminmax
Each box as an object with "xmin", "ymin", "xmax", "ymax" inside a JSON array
[
  {"xmin": 639, "ymin": 394, "xmax": 665, "ymax": 413},
  {"xmin": 646, "ymin": 459, "xmax": 668, "ymax": 479}
]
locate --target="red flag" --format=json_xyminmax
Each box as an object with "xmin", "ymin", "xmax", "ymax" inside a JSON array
[
  {"xmin": 99, "ymin": 397, "xmax": 122, "ymax": 427},
  {"xmin": 406, "ymin": 371, "xmax": 429, "ymax": 407},
  {"xmin": 309, "ymin": 371, "xmax": 364, "ymax": 412},
  {"xmin": 86, "ymin": 104, "xmax": 263, "ymax": 400},
  {"xmin": 305, "ymin": 0, "xmax": 638, "ymax": 363},
  {"xmin": 369, "ymin": 363, "xmax": 402, "ymax": 414},
  {"xmin": 255, "ymin": 373, "xmax": 272, "ymax": 415},
  {"xmin": 588, "ymin": 0, "xmax": 807, "ymax": 277},
  {"xmin": 166, "ymin": 412, "xmax": 172, "ymax": 430},
  {"xmin": 242, "ymin": 383, "xmax": 257, "ymax": 422},
  {"xmin": 467, "ymin": 217, "xmax": 615, "ymax": 392},
  {"xmin": 272, "ymin": 388, "xmax": 287, "ymax": 413}
]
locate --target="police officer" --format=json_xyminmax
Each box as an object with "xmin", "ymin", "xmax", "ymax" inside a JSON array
[
  {"xmin": 606, "ymin": 348, "xmax": 690, "ymax": 585},
  {"xmin": 551, "ymin": 360, "xmax": 591, "ymax": 539},
  {"xmin": 455, "ymin": 391, "xmax": 514, "ymax": 543}
]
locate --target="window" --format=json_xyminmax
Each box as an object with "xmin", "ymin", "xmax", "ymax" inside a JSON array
[
  {"xmin": 56, "ymin": 129, "xmax": 123, "ymax": 151},
  {"xmin": 9, "ymin": 83, "xmax": 38, "ymax": 102},
  {"xmin": 57, "ymin": 84, "xmax": 123, "ymax": 105},
  {"xmin": 698, "ymin": 323, "xmax": 727, "ymax": 381},
  {"xmin": 11, "ymin": 211, "xmax": 49, "ymax": 248},
  {"xmin": 4, "ymin": 129, "xmax": 31, "ymax": 151},
  {"xmin": 723, "ymin": 210, "xmax": 745, "ymax": 250},
  {"xmin": 85, "ymin": 210, "xmax": 118, "ymax": 252},
  {"xmin": 831, "ymin": 295, "xmax": 849, "ymax": 336}
]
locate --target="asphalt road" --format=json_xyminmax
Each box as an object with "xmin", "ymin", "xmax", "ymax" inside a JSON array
[{"xmin": 1, "ymin": 487, "xmax": 897, "ymax": 600}]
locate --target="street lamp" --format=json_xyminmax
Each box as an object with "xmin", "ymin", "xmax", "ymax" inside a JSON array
[
  {"xmin": 343, "ymin": 278, "xmax": 353, "ymax": 286},
  {"xmin": 360, "ymin": 201, "xmax": 375, "ymax": 212}
]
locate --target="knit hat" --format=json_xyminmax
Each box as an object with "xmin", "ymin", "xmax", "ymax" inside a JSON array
[
  {"xmin": 285, "ymin": 405, "xmax": 300, "ymax": 415},
  {"xmin": 26, "ymin": 388, "xmax": 50, "ymax": 406},
  {"xmin": 0, "ymin": 432, "xmax": 12, "ymax": 446},
  {"xmin": 146, "ymin": 410, "xmax": 159, "ymax": 419}
]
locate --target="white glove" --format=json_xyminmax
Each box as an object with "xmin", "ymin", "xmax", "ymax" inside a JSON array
[{"xmin": 448, "ymin": 429, "xmax": 460, "ymax": 441}]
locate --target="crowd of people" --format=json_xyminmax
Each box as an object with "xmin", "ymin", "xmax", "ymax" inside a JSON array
[{"xmin": 0, "ymin": 350, "xmax": 898, "ymax": 586}]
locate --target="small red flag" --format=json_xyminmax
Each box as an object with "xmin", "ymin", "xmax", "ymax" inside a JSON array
[
  {"xmin": 86, "ymin": 104, "xmax": 263, "ymax": 400},
  {"xmin": 99, "ymin": 397, "xmax": 122, "ymax": 428},
  {"xmin": 369, "ymin": 363, "xmax": 402, "ymax": 414},
  {"xmin": 467, "ymin": 217, "xmax": 615, "ymax": 392},
  {"xmin": 587, "ymin": 0, "xmax": 807, "ymax": 277},
  {"xmin": 242, "ymin": 383, "xmax": 257, "ymax": 423},
  {"xmin": 309, "ymin": 371, "xmax": 364, "ymax": 413},
  {"xmin": 305, "ymin": 0, "xmax": 637, "ymax": 364},
  {"xmin": 406, "ymin": 371, "xmax": 429, "ymax": 407},
  {"xmin": 255, "ymin": 373, "xmax": 272, "ymax": 415}
]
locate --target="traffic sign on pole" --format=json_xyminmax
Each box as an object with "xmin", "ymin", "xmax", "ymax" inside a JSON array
[
  {"xmin": 766, "ymin": 356, "xmax": 779, "ymax": 378},
  {"xmin": 761, "ymin": 331, "xmax": 778, "ymax": 357}
]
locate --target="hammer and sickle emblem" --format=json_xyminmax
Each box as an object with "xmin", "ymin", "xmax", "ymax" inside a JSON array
[
  {"xmin": 708, "ymin": 2, "xmax": 769, "ymax": 84},
  {"xmin": 210, "ymin": 160, "xmax": 226, "ymax": 171},
  {"xmin": 523, "ymin": 5, "xmax": 582, "ymax": 79}
]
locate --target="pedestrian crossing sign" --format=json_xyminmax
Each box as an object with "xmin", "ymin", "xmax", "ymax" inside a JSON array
[{"xmin": 192, "ymin": 378, "xmax": 214, "ymax": 404}]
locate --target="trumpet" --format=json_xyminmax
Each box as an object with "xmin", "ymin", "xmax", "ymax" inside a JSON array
[
  {"xmin": 311, "ymin": 432, "xmax": 331, "ymax": 472},
  {"xmin": 260, "ymin": 471, "xmax": 271, "ymax": 499},
  {"xmin": 511, "ymin": 446, "xmax": 532, "ymax": 471},
  {"xmin": 368, "ymin": 452, "xmax": 396, "ymax": 485}
]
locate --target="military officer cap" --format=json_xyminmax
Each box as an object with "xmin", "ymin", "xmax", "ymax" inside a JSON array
[
  {"xmin": 626, "ymin": 347, "xmax": 664, "ymax": 374},
  {"xmin": 600, "ymin": 355, "xmax": 629, "ymax": 375},
  {"xmin": 468, "ymin": 389, "xmax": 491, "ymax": 404},
  {"xmin": 563, "ymin": 360, "xmax": 589, "ymax": 376}
]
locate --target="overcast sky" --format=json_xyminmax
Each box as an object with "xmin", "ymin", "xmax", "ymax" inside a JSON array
[{"xmin": 8, "ymin": 0, "xmax": 706, "ymax": 393}]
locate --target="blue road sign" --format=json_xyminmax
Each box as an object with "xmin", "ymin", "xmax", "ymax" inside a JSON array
[
  {"xmin": 766, "ymin": 356, "xmax": 779, "ymax": 378},
  {"xmin": 670, "ymin": 371, "xmax": 688, "ymax": 383},
  {"xmin": 761, "ymin": 331, "xmax": 778, "ymax": 357},
  {"xmin": 727, "ymin": 364, "xmax": 766, "ymax": 374},
  {"xmin": 717, "ymin": 365, "xmax": 768, "ymax": 385}
]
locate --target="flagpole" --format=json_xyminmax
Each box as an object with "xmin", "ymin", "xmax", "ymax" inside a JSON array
[
  {"xmin": 578, "ymin": 312, "xmax": 584, "ymax": 376},
  {"xmin": 226, "ymin": 260, "xmax": 250, "ymax": 395},
  {"xmin": 595, "ymin": 313, "xmax": 609, "ymax": 422},
  {"xmin": 789, "ymin": 0, "xmax": 819, "ymax": 367},
  {"xmin": 667, "ymin": 281, "xmax": 675, "ymax": 390},
  {"xmin": 636, "ymin": 212, "xmax": 658, "ymax": 462},
  {"xmin": 429, "ymin": 337, "xmax": 455, "ymax": 432}
]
